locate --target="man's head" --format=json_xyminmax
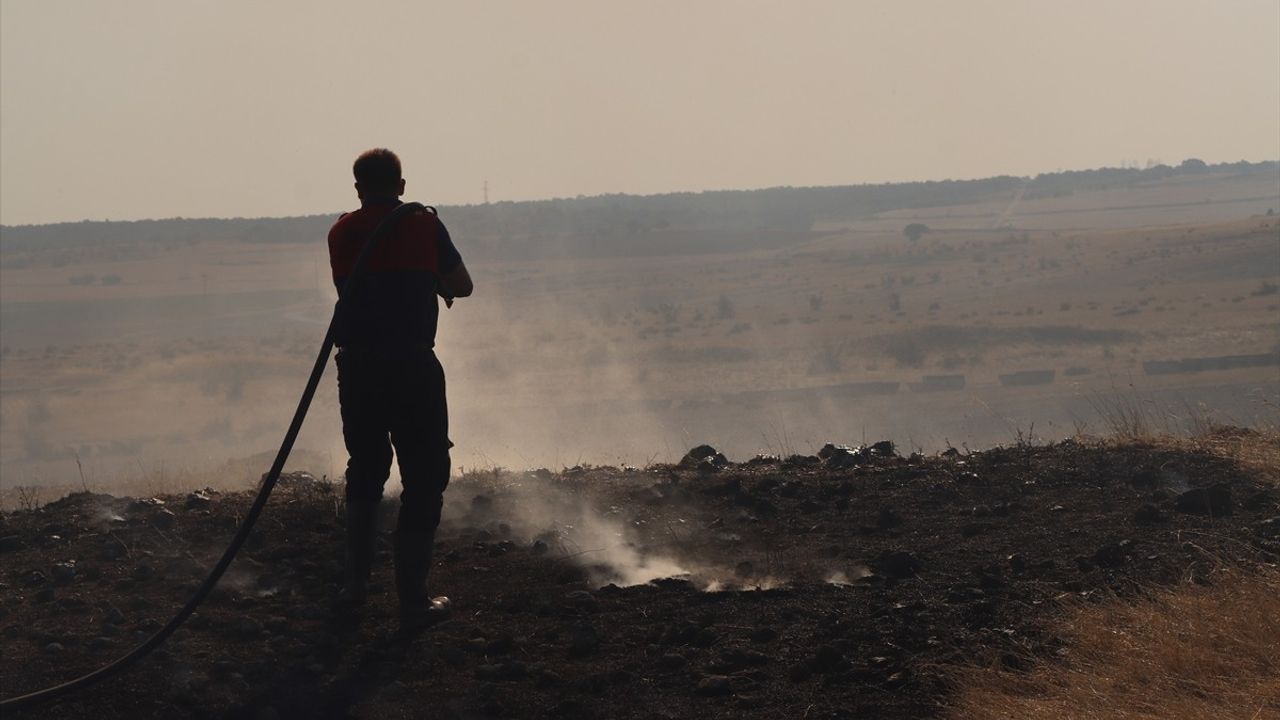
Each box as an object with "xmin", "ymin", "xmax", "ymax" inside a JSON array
[{"xmin": 353, "ymin": 148, "xmax": 405, "ymax": 199}]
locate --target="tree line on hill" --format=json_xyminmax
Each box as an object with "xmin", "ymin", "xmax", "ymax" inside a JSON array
[{"xmin": 1, "ymin": 159, "xmax": 1273, "ymax": 266}]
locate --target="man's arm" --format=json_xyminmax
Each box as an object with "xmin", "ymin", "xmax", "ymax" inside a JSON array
[
  {"xmin": 438, "ymin": 261, "xmax": 473, "ymax": 300},
  {"xmin": 432, "ymin": 214, "xmax": 471, "ymax": 302}
]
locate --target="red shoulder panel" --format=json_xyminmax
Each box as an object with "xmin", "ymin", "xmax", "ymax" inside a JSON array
[{"xmin": 328, "ymin": 207, "xmax": 442, "ymax": 278}]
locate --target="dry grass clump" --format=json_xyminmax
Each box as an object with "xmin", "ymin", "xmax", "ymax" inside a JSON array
[
  {"xmin": 949, "ymin": 565, "xmax": 1280, "ymax": 719},
  {"xmin": 1188, "ymin": 426, "xmax": 1280, "ymax": 487},
  {"xmin": 1106, "ymin": 425, "xmax": 1280, "ymax": 489},
  {"xmin": 1076, "ymin": 388, "xmax": 1279, "ymax": 487}
]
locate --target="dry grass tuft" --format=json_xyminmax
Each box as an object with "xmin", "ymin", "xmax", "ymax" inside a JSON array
[
  {"xmin": 1187, "ymin": 426, "xmax": 1280, "ymax": 487},
  {"xmin": 1074, "ymin": 399, "xmax": 1280, "ymax": 488},
  {"xmin": 949, "ymin": 565, "xmax": 1280, "ymax": 719},
  {"xmin": 1101, "ymin": 426, "xmax": 1280, "ymax": 488}
]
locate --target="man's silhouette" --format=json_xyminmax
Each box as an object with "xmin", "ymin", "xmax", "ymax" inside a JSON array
[{"xmin": 327, "ymin": 148, "xmax": 472, "ymax": 625}]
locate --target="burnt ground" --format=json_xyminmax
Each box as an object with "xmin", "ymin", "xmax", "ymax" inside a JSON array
[{"xmin": 1, "ymin": 435, "xmax": 1278, "ymax": 719}]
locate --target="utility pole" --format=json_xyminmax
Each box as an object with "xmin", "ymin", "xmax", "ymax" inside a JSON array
[
  {"xmin": 201, "ymin": 272, "xmax": 209, "ymax": 336},
  {"xmin": 483, "ymin": 179, "xmax": 489, "ymax": 205}
]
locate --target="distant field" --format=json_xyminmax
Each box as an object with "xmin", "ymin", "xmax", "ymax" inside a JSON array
[{"xmin": 1, "ymin": 166, "xmax": 1277, "ymax": 496}]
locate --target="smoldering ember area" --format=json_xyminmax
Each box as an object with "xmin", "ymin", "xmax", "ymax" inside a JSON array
[{"xmin": 2, "ymin": 432, "xmax": 1277, "ymax": 718}]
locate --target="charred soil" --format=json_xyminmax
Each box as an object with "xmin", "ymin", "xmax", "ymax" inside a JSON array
[{"xmin": 2, "ymin": 434, "xmax": 1278, "ymax": 719}]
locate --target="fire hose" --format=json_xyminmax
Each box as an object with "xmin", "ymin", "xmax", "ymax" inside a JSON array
[{"xmin": 0, "ymin": 201, "xmax": 430, "ymax": 713}]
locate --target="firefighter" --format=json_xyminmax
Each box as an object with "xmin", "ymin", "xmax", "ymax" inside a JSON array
[{"xmin": 327, "ymin": 148, "xmax": 472, "ymax": 627}]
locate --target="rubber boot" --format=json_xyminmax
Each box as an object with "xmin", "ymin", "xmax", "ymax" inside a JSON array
[
  {"xmin": 394, "ymin": 530, "xmax": 450, "ymax": 631},
  {"xmin": 334, "ymin": 499, "xmax": 380, "ymax": 617}
]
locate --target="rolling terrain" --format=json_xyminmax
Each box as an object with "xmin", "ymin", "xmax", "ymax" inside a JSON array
[
  {"xmin": 1, "ymin": 163, "xmax": 1277, "ymax": 502},
  {"xmin": 0, "ymin": 162, "xmax": 1278, "ymax": 718}
]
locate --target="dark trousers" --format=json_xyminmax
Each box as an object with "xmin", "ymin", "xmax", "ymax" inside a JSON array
[{"xmin": 336, "ymin": 345, "xmax": 451, "ymax": 534}]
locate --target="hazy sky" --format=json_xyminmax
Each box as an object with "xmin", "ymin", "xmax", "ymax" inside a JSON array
[{"xmin": 2, "ymin": 0, "xmax": 1277, "ymax": 226}]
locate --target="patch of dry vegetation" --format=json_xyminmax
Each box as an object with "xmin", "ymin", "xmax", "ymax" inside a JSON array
[
  {"xmin": 949, "ymin": 564, "xmax": 1280, "ymax": 719},
  {"xmin": 1078, "ymin": 385, "xmax": 1279, "ymax": 485},
  {"xmin": 1189, "ymin": 427, "xmax": 1280, "ymax": 487},
  {"xmin": 950, "ymin": 426, "xmax": 1280, "ymax": 719},
  {"xmin": 1104, "ymin": 426, "xmax": 1279, "ymax": 488}
]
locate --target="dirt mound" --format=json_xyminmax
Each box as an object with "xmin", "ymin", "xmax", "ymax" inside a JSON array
[{"xmin": 1, "ymin": 442, "xmax": 1277, "ymax": 719}]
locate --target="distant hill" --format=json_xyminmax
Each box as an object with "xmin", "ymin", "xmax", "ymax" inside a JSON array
[{"xmin": 1, "ymin": 159, "xmax": 1275, "ymax": 265}]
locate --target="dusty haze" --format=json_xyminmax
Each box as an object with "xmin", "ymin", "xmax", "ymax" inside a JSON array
[
  {"xmin": 1, "ymin": 1, "xmax": 1278, "ymax": 502},
  {"xmin": 2, "ymin": 163, "xmax": 1278, "ymax": 502}
]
